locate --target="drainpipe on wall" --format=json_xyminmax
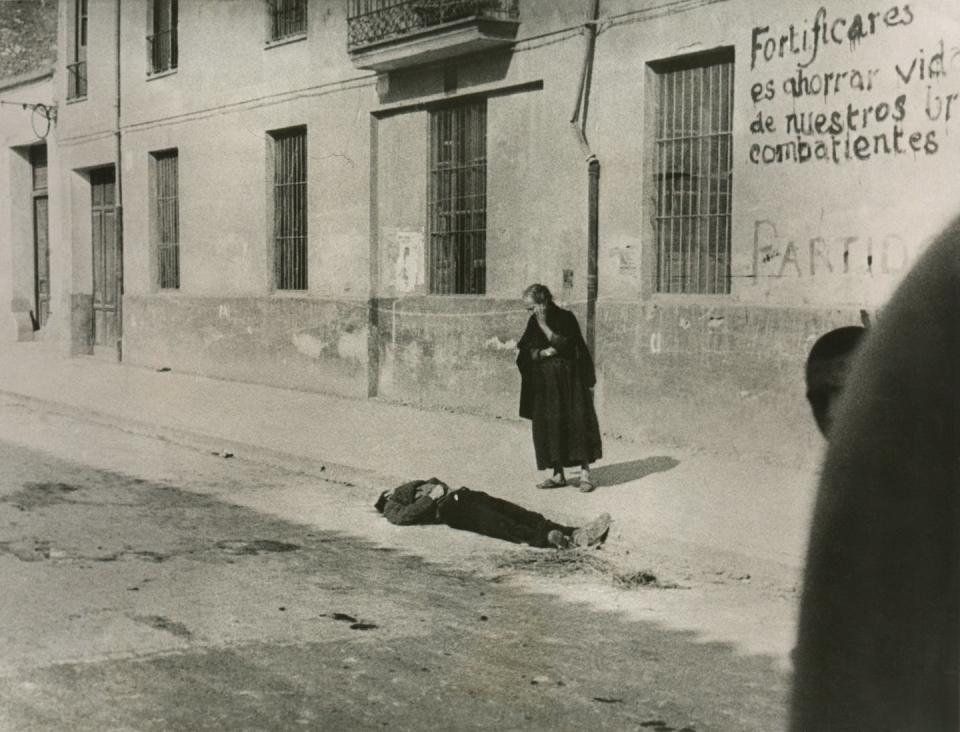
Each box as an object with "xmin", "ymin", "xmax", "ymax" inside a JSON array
[
  {"xmin": 114, "ymin": 0, "xmax": 124, "ymax": 362},
  {"xmin": 570, "ymin": 0, "xmax": 601, "ymax": 356}
]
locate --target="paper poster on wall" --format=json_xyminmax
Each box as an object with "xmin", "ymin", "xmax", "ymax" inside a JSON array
[{"xmin": 395, "ymin": 230, "xmax": 424, "ymax": 294}]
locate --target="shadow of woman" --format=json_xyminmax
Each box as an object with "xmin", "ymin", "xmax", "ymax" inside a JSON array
[{"xmin": 590, "ymin": 456, "xmax": 679, "ymax": 488}]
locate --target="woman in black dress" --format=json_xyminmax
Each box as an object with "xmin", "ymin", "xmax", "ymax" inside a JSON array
[{"xmin": 516, "ymin": 284, "xmax": 602, "ymax": 492}]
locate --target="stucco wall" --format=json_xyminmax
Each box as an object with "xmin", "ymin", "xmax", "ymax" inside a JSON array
[
  {"xmin": 596, "ymin": 300, "xmax": 865, "ymax": 466},
  {"xmin": 376, "ymin": 296, "xmax": 528, "ymax": 416},
  {"xmin": 124, "ymin": 294, "xmax": 370, "ymax": 398}
]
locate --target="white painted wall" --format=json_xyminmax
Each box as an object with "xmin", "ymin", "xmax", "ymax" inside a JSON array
[{"xmin": 0, "ymin": 73, "xmax": 53, "ymax": 344}]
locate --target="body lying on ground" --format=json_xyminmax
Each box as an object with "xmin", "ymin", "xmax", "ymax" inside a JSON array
[{"xmin": 374, "ymin": 478, "xmax": 611, "ymax": 550}]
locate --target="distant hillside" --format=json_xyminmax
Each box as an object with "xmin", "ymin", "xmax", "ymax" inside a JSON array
[{"xmin": 0, "ymin": 0, "xmax": 57, "ymax": 81}]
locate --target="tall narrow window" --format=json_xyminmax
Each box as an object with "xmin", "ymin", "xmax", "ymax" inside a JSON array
[
  {"xmin": 152, "ymin": 150, "xmax": 180, "ymax": 290},
  {"xmin": 651, "ymin": 50, "xmax": 734, "ymax": 295},
  {"xmin": 268, "ymin": 0, "xmax": 307, "ymax": 42},
  {"xmin": 67, "ymin": 0, "xmax": 87, "ymax": 99},
  {"xmin": 271, "ymin": 127, "xmax": 308, "ymax": 291},
  {"xmin": 31, "ymin": 146, "xmax": 50, "ymax": 328},
  {"xmin": 148, "ymin": 0, "xmax": 178, "ymax": 74},
  {"xmin": 429, "ymin": 99, "xmax": 487, "ymax": 295}
]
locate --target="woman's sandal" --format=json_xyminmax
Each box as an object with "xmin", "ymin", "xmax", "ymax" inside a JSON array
[
  {"xmin": 578, "ymin": 477, "xmax": 596, "ymax": 493},
  {"xmin": 536, "ymin": 476, "xmax": 567, "ymax": 489}
]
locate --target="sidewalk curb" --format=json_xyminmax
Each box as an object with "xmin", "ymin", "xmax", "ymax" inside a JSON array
[{"xmin": 0, "ymin": 387, "xmax": 406, "ymax": 495}]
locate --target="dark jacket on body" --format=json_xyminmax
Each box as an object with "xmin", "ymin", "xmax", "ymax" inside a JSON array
[{"xmin": 375, "ymin": 478, "xmax": 449, "ymax": 525}]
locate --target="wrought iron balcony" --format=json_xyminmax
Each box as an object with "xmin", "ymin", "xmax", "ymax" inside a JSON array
[
  {"xmin": 347, "ymin": 0, "xmax": 520, "ymax": 71},
  {"xmin": 147, "ymin": 28, "xmax": 178, "ymax": 75}
]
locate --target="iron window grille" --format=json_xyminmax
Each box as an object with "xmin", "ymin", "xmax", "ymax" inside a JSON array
[
  {"xmin": 271, "ymin": 127, "xmax": 308, "ymax": 291},
  {"xmin": 153, "ymin": 150, "xmax": 180, "ymax": 290},
  {"xmin": 428, "ymin": 99, "xmax": 486, "ymax": 295},
  {"xmin": 148, "ymin": 0, "xmax": 178, "ymax": 74},
  {"xmin": 347, "ymin": 0, "xmax": 519, "ymax": 48},
  {"xmin": 31, "ymin": 145, "xmax": 48, "ymax": 193},
  {"xmin": 269, "ymin": 0, "xmax": 307, "ymax": 41},
  {"xmin": 652, "ymin": 50, "xmax": 734, "ymax": 295}
]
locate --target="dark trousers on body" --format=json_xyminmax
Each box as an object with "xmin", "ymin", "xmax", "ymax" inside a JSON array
[{"xmin": 436, "ymin": 488, "xmax": 572, "ymax": 549}]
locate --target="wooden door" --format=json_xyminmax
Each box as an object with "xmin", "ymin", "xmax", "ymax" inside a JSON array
[
  {"xmin": 33, "ymin": 195, "xmax": 50, "ymax": 328},
  {"xmin": 91, "ymin": 168, "xmax": 118, "ymax": 348}
]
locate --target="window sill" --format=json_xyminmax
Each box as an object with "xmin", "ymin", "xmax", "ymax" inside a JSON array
[
  {"xmin": 66, "ymin": 95, "xmax": 87, "ymax": 105},
  {"xmin": 271, "ymin": 289, "xmax": 311, "ymax": 298},
  {"xmin": 146, "ymin": 68, "xmax": 178, "ymax": 82},
  {"xmin": 265, "ymin": 33, "xmax": 307, "ymax": 50},
  {"xmin": 648, "ymin": 292, "xmax": 733, "ymax": 304}
]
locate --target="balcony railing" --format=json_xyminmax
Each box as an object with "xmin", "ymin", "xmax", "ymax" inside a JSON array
[
  {"xmin": 147, "ymin": 28, "xmax": 178, "ymax": 75},
  {"xmin": 347, "ymin": 0, "xmax": 519, "ymax": 49},
  {"xmin": 67, "ymin": 61, "xmax": 87, "ymax": 99}
]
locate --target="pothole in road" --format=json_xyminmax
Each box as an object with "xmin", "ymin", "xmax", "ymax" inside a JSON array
[{"xmin": 214, "ymin": 539, "xmax": 301, "ymax": 555}]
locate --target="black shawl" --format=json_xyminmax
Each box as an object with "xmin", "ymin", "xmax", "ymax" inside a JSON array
[{"xmin": 516, "ymin": 305, "xmax": 596, "ymax": 420}]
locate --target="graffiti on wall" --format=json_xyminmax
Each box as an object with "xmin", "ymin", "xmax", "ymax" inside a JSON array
[
  {"xmin": 748, "ymin": 4, "xmax": 960, "ymax": 165},
  {"xmin": 751, "ymin": 219, "xmax": 912, "ymax": 278}
]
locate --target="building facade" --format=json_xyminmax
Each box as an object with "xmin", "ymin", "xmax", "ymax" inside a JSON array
[
  {"xmin": 7, "ymin": 0, "xmax": 960, "ymax": 463},
  {"xmin": 1, "ymin": 69, "xmax": 54, "ymax": 344},
  {"xmin": 0, "ymin": 0, "xmax": 56, "ymax": 345}
]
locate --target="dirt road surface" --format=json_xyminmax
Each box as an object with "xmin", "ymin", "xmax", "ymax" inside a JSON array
[{"xmin": 0, "ymin": 395, "xmax": 789, "ymax": 730}]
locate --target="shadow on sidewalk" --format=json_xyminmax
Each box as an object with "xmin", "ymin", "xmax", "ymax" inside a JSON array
[{"xmin": 592, "ymin": 456, "xmax": 679, "ymax": 488}]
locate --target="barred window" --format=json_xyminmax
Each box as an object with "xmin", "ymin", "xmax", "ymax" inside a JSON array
[
  {"xmin": 152, "ymin": 150, "xmax": 180, "ymax": 290},
  {"xmin": 271, "ymin": 127, "xmax": 308, "ymax": 291},
  {"xmin": 148, "ymin": 0, "xmax": 178, "ymax": 74},
  {"xmin": 31, "ymin": 145, "xmax": 48, "ymax": 192},
  {"xmin": 652, "ymin": 50, "xmax": 734, "ymax": 295},
  {"xmin": 429, "ymin": 99, "xmax": 486, "ymax": 295},
  {"xmin": 269, "ymin": 0, "xmax": 307, "ymax": 41}
]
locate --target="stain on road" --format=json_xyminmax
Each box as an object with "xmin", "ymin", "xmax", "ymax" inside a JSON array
[
  {"xmin": 134, "ymin": 615, "xmax": 193, "ymax": 639},
  {"xmin": 3, "ymin": 481, "xmax": 81, "ymax": 510},
  {"xmin": 215, "ymin": 539, "xmax": 301, "ymax": 555}
]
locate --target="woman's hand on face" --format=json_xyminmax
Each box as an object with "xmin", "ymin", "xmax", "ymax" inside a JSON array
[{"xmin": 534, "ymin": 303, "xmax": 548, "ymax": 327}]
